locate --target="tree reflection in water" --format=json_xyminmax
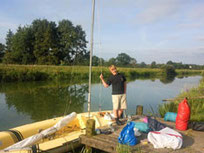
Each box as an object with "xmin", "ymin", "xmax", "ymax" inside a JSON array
[
  {"xmin": 159, "ymin": 75, "xmax": 176, "ymax": 84},
  {"xmin": 0, "ymin": 81, "xmax": 88, "ymax": 121}
]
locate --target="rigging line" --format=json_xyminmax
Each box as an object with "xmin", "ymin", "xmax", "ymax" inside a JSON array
[
  {"xmin": 63, "ymin": 23, "xmax": 88, "ymax": 116},
  {"xmin": 63, "ymin": 58, "xmax": 76, "ymax": 116},
  {"xmin": 96, "ymin": 0, "xmax": 104, "ymax": 112},
  {"xmin": 88, "ymin": 0, "xmax": 96, "ymax": 118},
  {"xmin": 63, "ymin": 49, "xmax": 83, "ymax": 116}
]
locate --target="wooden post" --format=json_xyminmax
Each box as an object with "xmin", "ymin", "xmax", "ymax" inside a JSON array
[
  {"xmin": 85, "ymin": 119, "xmax": 95, "ymax": 153},
  {"xmin": 136, "ymin": 105, "xmax": 143, "ymax": 115},
  {"xmin": 86, "ymin": 119, "xmax": 96, "ymax": 137}
]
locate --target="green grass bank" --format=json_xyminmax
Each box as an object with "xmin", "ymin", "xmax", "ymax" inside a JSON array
[
  {"xmin": 159, "ymin": 75, "xmax": 204, "ymax": 121},
  {"xmin": 0, "ymin": 64, "xmax": 203, "ymax": 82}
]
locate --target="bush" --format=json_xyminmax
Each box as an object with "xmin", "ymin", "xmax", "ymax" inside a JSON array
[{"xmin": 162, "ymin": 65, "xmax": 176, "ymax": 76}]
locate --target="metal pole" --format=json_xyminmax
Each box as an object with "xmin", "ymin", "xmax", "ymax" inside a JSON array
[{"xmin": 88, "ymin": 0, "xmax": 95, "ymax": 118}]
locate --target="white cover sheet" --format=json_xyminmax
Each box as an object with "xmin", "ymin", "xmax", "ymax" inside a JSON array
[
  {"xmin": 148, "ymin": 127, "xmax": 183, "ymax": 150},
  {"xmin": 2, "ymin": 112, "xmax": 77, "ymax": 152}
]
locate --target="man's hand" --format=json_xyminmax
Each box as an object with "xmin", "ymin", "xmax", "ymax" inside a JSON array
[
  {"xmin": 100, "ymin": 74, "xmax": 109, "ymax": 88},
  {"xmin": 100, "ymin": 74, "xmax": 104, "ymax": 80}
]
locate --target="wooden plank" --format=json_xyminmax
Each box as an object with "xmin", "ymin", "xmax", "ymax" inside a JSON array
[
  {"xmin": 80, "ymin": 135, "xmax": 118, "ymax": 153},
  {"xmin": 96, "ymin": 134, "xmax": 118, "ymax": 143}
]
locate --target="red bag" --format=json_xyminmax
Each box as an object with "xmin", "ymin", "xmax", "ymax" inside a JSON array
[{"xmin": 176, "ymin": 98, "xmax": 190, "ymax": 131}]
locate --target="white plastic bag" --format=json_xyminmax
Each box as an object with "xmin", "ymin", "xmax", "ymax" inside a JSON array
[
  {"xmin": 133, "ymin": 128, "xmax": 141, "ymax": 137},
  {"xmin": 104, "ymin": 113, "xmax": 114, "ymax": 121},
  {"xmin": 148, "ymin": 127, "xmax": 183, "ymax": 150}
]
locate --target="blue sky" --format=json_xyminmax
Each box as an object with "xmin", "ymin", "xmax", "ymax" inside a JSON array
[{"xmin": 0, "ymin": 0, "xmax": 204, "ymax": 65}]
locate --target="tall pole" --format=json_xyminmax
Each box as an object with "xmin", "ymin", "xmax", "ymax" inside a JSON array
[{"xmin": 88, "ymin": 0, "xmax": 95, "ymax": 118}]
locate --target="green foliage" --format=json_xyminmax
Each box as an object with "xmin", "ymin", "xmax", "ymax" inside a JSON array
[
  {"xmin": 116, "ymin": 53, "xmax": 132, "ymax": 66},
  {"xmin": 5, "ymin": 26, "xmax": 35, "ymax": 64},
  {"xmin": 58, "ymin": 20, "xmax": 88, "ymax": 65},
  {"xmin": 151, "ymin": 61, "xmax": 157, "ymax": 68},
  {"xmin": 116, "ymin": 144, "xmax": 131, "ymax": 153},
  {"xmin": 0, "ymin": 43, "xmax": 5, "ymax": 62},
  {"xmin": 158, "ymin": 102, "xmax": 178, "ymax": 118},
  {"xmin": 162, "ymin": 64, "xmax": 176, "ymax": 76},
  {"xmin": 32, "ymin": 19, "xmax": 59, "ymax": 64},
  {"xmin": 1, "ymin": 21, "xmax": 204, "ymax": 70},
  {"xmin": 0, "ymin": 81, "xmax": 87, "ymax": 121},
  {"xmin": 0, "ymin": 65, "xmax": 161, "ymax": 82},
  {"xmin": 5, "ymin": 29, "xmax": 14, "ymax": 52},
  {"xmin": 159, "ymin": 77, "xmax": 204, "ymax": 121},
  {"xmin": 115, "ymin": 53, "xmax": 136, "ymax": 67},
  {"xmin": 139, "ymin": 62, "xmax": 147, "ymax": 68},
  {"xmin": 2, "ymin": 19, "xmax": 88, "ymax": 65},
  {"xmin": 0, "ymin": 65, "xmax": 202, "ymax": 83},
  {"xmin": 159, "ymin": 75, "xmax": 175, "ymax": 84},
  {"xmin": 106, "ymin": 57, "xmax": 116, "ymax": 66}
]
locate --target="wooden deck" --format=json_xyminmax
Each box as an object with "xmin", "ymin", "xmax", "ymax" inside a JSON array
[{"xmin": 80, "ymin": 116, "xmax": 204, "ymax": 153}]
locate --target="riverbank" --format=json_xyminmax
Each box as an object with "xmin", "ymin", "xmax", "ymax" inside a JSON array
[
  {"xmin": 159, "ymin": 75, "xmax": 204, "ymax": 121},
  {"xmin": 0, "ymin": 64, "xmax": 203, "ymax": 82}
]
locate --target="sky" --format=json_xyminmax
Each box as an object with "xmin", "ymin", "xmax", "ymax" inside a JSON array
[{"xmin": 0, "ymin": 0, "xmax": 204, "ymax": 65}]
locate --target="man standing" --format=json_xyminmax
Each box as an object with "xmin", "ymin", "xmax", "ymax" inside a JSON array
[{"xmin": 100, "ymin": 65, "xmax": 127, "ymax": 125}]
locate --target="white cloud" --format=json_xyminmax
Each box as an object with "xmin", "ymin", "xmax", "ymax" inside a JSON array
[
  {"xmin": 188, "ymin": 4, "xmax": 204, "ymax": 20},
  {"xmin": 177, "ymin": 23, "xmax": 203, "ymax": 29},
  {"xmin": 135, "ymin": 0, "xmax": 182, "ymax": 24},
  {"xmin": 0, "ymin": 22, "xmax": 17, "ymax": 29},
  {"xmin": 197, "ymin": 37, "xmax": 204, "ymax": 42}
]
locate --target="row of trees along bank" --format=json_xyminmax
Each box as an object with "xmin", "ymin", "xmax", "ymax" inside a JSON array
[
  {"xmin": 0, "ymin": 18, "xmax": 204, "ymax": 69},
  {"xmin": 0, "ymin": 19, "xmax": 88, "ymax": 65}
]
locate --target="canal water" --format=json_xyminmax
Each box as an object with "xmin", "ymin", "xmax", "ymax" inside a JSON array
[{"xmin": 0, "ymin": 75, "xmax": 202, "ymax": 131}]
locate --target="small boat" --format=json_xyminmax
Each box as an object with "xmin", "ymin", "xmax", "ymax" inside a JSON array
[
  {"xmin": 0, "ymin": 0, "xmax": 111, "ymax": 152},
  {"xmin": 0, "ymin": 110, "xmax": 113, "ymax": 153}
]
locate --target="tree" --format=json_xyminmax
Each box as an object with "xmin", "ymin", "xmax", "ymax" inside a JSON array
[
  {"xmin": 32, "ymin": 19, "xmax": 59, "ymax": 64},
  {"xmin": 166, "ymin": 60, "xmax": 173, "ymax": 65},
  {"xmin": 130, "ymin": 58, "xmax": 137, "ymax": 67},
  {"xmin": 162, "ymin": 64, "xmax": 176, "ymax": 76},
  {"xmin": 107, "ymin": 58, "xmax": 116, "ymax": 66},
  {"xmin": 92, "ymin": 55, "xmax": 100, "ymax": 66},
  {"xmin": 57, "ymin": 20, "xmax": 87, "ymax": 65},
  {"xmin": 2, "ymin": 19, "xmax": 89, "ymax": 65},
  {"xmin": 5, "ymin": 29, "xmax": 14, "ymax": 52},
  {"xmin": 116, "ymin": 53, "xmax": 131, "ymax": 66},
  {"xmin": 140, "ymin": 62, "xmax": 147, "ymax": 68},
  {"xmin": 151, "ymin": 61, "xmax": 157, "ymax": 68},
  {"xmin": 3, "ymin": 30, "xmax": 14, "ymax": 63},
  {"xmin": 0, "ymin": 43, "xmax": 5, "ymax": 62},
  {"xmin": 6, "ymin": 26, "xmax": 35, "ymax": 64}
]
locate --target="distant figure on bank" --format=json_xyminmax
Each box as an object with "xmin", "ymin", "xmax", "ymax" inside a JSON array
[{"xmin": 100, "ymin": 65, "xmax": 127, "ymax": 125}]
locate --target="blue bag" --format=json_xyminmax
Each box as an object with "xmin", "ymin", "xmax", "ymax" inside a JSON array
[
  {"xmin": 118, "ymin": 121, "xmax": 138, "ymax": 146},
  {"xmin": 133, "ymin": 122, "xmax": 150, "ymax": 133},
  {"xmin": 164, "ymin": 112, "xmax": 177, "ymax": 122}
]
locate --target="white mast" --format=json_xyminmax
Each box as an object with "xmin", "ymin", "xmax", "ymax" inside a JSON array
[{"xmin": 88, "ymin": 0, "xmax": 95, "ymax": 118}]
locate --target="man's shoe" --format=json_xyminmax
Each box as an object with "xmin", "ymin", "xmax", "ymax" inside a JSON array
[
  {"xmin": 116, "ymin": 120, "xmax": 122, "ymax": 126},
  {"xmin": 115, "ymin": 118, "xmax": 122, "ymax": 126}
]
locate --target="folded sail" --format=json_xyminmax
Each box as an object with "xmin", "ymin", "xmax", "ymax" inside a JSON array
[{"xmin": 2, "ymin": 112, "xmax": 77, "ymax": 152}]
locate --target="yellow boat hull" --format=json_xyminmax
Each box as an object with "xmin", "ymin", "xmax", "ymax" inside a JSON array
[{"xmin": 0, "ymin": 111, "xmax": 112, "ymax": 152}]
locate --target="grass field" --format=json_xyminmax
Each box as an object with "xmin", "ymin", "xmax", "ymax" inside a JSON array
[{"xmin": 0, "ymin": 64, "xmax": 203, "ymax": 82}]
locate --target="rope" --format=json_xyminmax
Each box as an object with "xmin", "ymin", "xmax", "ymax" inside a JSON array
[
  {"xmin": 63, "ymin": 65, "xmax": 74, "ymax": 116},
  {"xmin": 96, "ymin": 0, "xmax": 104, "ymax": 112}
]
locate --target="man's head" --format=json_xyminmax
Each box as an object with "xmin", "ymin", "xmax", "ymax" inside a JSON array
[{"xmin": 109, "ymin": 65, "xmax": 117, "ymax": 75}]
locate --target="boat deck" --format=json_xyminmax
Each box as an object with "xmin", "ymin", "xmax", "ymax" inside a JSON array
[{"xmin": 80, "ymin": 115, "xmax": 204, "ymax": 153}]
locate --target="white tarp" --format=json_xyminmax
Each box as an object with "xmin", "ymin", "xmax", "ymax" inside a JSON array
[
  {"xmin": 148, "ymin": 127, "xmax": 183, "ymax": 150},
  {"xmin": 2, "ymin": 112, "xmax": 77, "ymax": 152}
]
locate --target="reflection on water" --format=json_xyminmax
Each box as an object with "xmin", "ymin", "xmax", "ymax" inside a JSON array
[
  {"xmin": 0, "ymin": 81, "xmax": 88, "ymax": 130},
  {"xmin": 0, "ymin": 76, "xmax": 202, "ymax": 131},
  {"xmin": 159, "ymin": 75, "xmax": 176, "ymax": 84}
]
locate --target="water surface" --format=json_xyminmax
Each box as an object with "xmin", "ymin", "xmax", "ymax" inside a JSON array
[{"xmin": 0, "ymin": 76, "xmax": 201, "ymax": 131}]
